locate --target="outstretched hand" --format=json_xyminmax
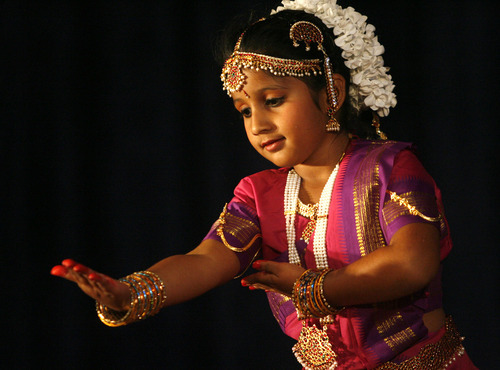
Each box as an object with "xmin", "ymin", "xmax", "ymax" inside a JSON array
[
  {"xmin": 241, "ymin": 260, "xmax": 305, "ymax": 296},
  {"xmin": 51, "ymin": 259, "xmax": 130, "ymax": 311}
]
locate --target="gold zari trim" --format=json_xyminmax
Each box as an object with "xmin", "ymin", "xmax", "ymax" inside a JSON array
[
  {"xmin": 386, "ymin": 191, "xmax": 443, "ymax": 223},
  {"xmin": 375, "ymin": 317, "xmax": 465, "ymax": 369},
  {"xmin": 216, "ymin": 204, "xmax": 261, "ymax": 253},
  {"xmin": 354, "ymin": 144, "xmax": 388, "ymax": 257}
]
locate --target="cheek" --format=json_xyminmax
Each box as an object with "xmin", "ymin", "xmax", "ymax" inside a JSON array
[{"xmin": 243, "ymin": 124, "xmax": 260, "ymax": 150}]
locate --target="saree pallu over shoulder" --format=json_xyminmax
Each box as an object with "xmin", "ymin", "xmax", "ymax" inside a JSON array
[
  {"xmin": 331, "ymin": 140, "xmax": 413, "ymax": 263},
  {"xmin": 325, "ymin": 140, "xmax": 450, "ymax": 367}
]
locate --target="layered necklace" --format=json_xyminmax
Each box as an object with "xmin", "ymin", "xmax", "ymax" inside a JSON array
[
  {"xmin": 284, "ymin": 146, "xmax": 347, "ymax": 370},
  {"xmin": 285, "ymin": 163, "xmax": 339, "ymax": 269}
]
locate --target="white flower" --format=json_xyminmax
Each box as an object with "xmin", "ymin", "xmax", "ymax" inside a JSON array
[{"xmin": 274, "ymin": 0, "xmax": 397, "ymax": 117}]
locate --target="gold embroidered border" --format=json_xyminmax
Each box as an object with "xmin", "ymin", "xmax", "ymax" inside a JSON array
[
  {"xmin": 268, "ymin": 292, "xmax": 292, "ymax": 325},
  {"xmin": 376, "ymin": 312, "xmax": 404, "ymax": 335},
  {"xmin": 375, "ymin": 317, "xmax": 464, "ymax": 369},
  {"xmin": 353, "ymin": 144, "xmax": 387, "ymax": 257},
  {"xmin": 375, "ymin": 311, "xmax": 416, "ymax": 352},
  {"xmin": 383, "ymin": 327, "xmax": 417, "ymax": 351},
  {"xmin": 216, "ymin": 204, "xmax": 261, "ymax": 252}
]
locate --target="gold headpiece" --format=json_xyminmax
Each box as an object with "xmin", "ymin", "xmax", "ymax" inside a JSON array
[
  {"xmin": 221, "ymin": 22, "xmax": 323, "ymax": 95},
  {"xmin": 221, "ymin": 52, "xmax": 322, "ymax": 95},
  {"xmin": 221, "ymin": 20, "xmax": 341, "ymax": 132}
]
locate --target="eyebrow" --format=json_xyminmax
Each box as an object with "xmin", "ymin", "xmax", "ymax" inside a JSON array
[{"xmin": 232, "ymin": 85, "xmax": 289, "ymax": 104}]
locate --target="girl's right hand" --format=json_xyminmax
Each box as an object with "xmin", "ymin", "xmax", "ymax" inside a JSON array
[{"xmin": 51, "ymin": 259, "xmax": 131, "ymax": 312}]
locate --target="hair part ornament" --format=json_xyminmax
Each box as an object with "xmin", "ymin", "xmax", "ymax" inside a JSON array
[
  {"xmin": 289, "ymin": 20, "xmax": 340, "ymax": 132},
  {"xmin": 290, "ymin": 20, "xmax": 324, "ymax": 51}
]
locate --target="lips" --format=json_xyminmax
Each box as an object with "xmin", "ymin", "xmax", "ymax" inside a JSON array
[{"xmin": 261, "ymin": 137, "xmax": 285, "ymax": 152}]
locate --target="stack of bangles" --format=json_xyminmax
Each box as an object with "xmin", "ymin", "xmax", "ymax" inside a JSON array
[
  {"xmin": 292, "ymin": 268, "xmax": 344, "ymax": 320},
  {"xmin": 96, "ymin": 270, "xmax": 167, "ymax": 327}
]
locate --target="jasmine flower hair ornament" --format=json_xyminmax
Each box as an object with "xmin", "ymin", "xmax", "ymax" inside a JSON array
[{"xmin": 273, "ymin": 0, "xmax": 397, "ymax": 118}]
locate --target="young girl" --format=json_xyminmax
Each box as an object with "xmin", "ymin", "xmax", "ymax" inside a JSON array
[{"xmin": 51, "ymin": 1, "xmax": 477, "ymax": 368}]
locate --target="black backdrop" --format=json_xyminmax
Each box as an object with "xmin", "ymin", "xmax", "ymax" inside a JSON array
[{"xmin": 2, "ymin": 0, "xmax": 498, "ymax": 368}]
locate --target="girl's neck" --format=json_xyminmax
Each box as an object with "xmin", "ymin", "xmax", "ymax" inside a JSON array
[{"xmin": 294, "ymin": 132, "xmax": 350, "ymax": 204}]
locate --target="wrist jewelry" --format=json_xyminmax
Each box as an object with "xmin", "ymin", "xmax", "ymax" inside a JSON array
[
  {"xmin": 96, "ymin": 270, "xmax": 167, "ymax": 327},
  {"xmin": 292, "ymin": 268, "xmax": 344, "ymax": 320}
]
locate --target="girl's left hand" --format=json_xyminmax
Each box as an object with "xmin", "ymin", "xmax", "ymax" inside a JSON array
[{"xmin": 241, "ymin": 260, "xmax": 305, "ymax": 296}]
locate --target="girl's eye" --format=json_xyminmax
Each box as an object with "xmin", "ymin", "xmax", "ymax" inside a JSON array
[
  {"xmin": 266, "ymin": 96, "xmax": 285, "ymax": 107},
  {"xmin": 240, "ymin": 107, "xmax": 251, "ymax": 118}
]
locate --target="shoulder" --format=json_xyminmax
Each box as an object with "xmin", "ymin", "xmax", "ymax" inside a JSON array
[
  {"xmin": 349, "ymin": 139, "xmax": 413, "ymax": 156},
  {"xmin": 233, "ymin": 167, "xmax": 289, "ymax": 206},
  {"xmin": 238, "ymin": 167, "xmax": 289, "ymax": 190},
  {"xmin": 345, "ymin": 139, "xmax": 414, "ymax": 175}
]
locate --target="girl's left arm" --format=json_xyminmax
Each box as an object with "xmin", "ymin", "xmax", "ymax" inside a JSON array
[{"xmin": 242, "ymin": 221, "xmax": 440, "ymax": 306}]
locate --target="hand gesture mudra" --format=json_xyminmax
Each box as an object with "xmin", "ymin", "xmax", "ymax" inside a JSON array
[
  {"xmin": 51, "ymin": 259, "xmax": 130, "ymax": 312},
  {"xmin": 241, "ymin": 260, "xmax": 305, "ymax": 296}
]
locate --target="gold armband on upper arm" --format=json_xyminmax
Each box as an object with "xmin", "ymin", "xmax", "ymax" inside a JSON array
[
  {"xmin": 386, "ymin": 191, "xmax": 443, "ymax": 223},
  {"xmin": 216, "ymin": 204, "xmax": 262, "ymax": 252}
]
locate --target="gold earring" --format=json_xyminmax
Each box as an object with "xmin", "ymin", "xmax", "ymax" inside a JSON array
[
  {"xmin": 372, "ymin": 112, "xmax": 387, "ymax": 139},
  {"xmin": 325, "ymin": 89, "xmax": 340, "ymax": 132},
  {"xmin": 326, "ymin": 107, "xmax": 340, "ymax": 132}
]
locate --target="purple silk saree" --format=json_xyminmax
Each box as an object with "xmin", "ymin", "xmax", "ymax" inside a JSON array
[{"xmin": 205, "ymin": 139, "xmax": 452, "ymax": 368}]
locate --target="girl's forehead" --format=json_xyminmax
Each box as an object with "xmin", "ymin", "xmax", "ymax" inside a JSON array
[
  {"xmin": 231, "ymin": 71, "xmax": 312, "ymax": 104},
  {"xmin": 241, "ymin": 69, "xmax": 303, "ymax": 89}
]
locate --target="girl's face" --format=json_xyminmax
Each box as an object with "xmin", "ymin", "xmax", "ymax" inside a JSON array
[{"xmin": 232, "ymin": 70, "xmax": 337, "ymax": 169}]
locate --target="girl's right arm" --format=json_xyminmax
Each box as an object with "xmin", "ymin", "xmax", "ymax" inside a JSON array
[{"xmin": 51, "ymin": 239, "xmax": 241, "ymax": 312}]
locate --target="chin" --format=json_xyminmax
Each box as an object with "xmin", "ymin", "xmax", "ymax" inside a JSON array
[
  {"xmin": 256, "ymin": 149, "xmax": 298, "ymax": 168},
  {"xmin": 266, "ymin": 157, "xmax": 297, "ymax": 168}
]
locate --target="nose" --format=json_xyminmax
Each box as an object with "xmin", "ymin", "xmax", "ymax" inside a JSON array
[{"xmin": 249, "ymin": 109, "xmax": 273, "ymax": 135}]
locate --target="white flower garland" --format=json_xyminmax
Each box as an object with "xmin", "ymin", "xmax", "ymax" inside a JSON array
[{"xmin": 272, "ymin": 0, "xmax": 397, "ymax": 117}]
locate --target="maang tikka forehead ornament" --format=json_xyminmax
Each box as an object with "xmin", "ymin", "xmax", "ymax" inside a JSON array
[
  {"xmin": 221, "ymin": 21, "xmax": 323, "ymax": 94},
  {"xmin": 221, "ymin": 21, "xmax": 341, "ymax": 131}
]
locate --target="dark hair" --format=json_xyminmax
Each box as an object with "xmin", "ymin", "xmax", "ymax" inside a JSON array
[{"xmin": 216, "ymin": 9, "xmax": 377, "ymax": 139}]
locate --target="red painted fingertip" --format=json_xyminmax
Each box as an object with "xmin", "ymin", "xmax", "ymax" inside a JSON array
[
  {"xmin": 50, "ymin": 265, "xmax": 67, "ymax": 277},
  {"xmin": 73, "ymin": 264, "xmax": 89, "ymax": 273},
  {"xmin": 248, "ymin": 285, "xmax": 256, "ymax": 290},
  {"xmin": 241, "ymin": 280, "xmax": 248, "ymax": 287},
  {"xmin": 252, "ymin": 260, "xmax": 262, "ymax": 269},
  {"xmin": 62, "ymin": 259, "xmax": 77, "ymax": 267},
  {"xmin": 88, "ymin": 273, "xmax": 101, "ymax": 281}
]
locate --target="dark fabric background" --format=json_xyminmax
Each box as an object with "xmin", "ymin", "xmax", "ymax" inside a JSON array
[{"xmin": 2, "ymin": 0, "xmax": 498, "ymax": 368}]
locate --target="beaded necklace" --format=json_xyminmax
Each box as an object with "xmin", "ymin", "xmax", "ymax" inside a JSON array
[{"xmin": 285, "ymin": 163, "xmax": 340, "ymax": 269}]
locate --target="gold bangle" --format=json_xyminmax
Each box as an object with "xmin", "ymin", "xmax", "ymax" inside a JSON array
[
  {"xmin": 291, "ymin": 268, "xmax": 344, "ymax": 321},
  {"xmin": 96, "ymin": 270, "xmax": 167, "ymax": 327},
  {"xmin": 317, "ymin": 268, "xmax": 344, "ymax": 315}
]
